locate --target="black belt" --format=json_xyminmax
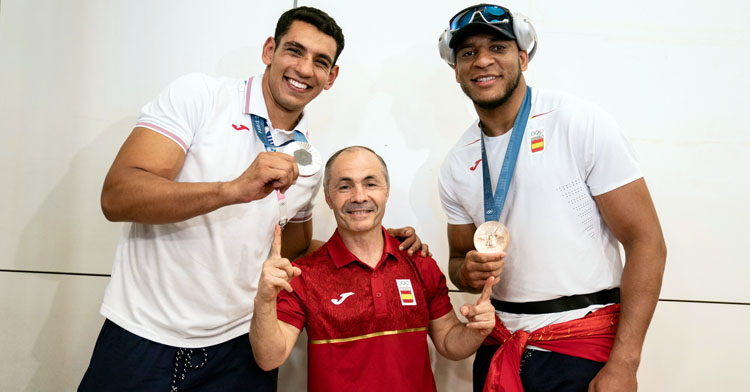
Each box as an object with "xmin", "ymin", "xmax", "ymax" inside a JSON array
[{"xmin": 491, "ymin": 288, "xmax": 620, "ymax": 314}]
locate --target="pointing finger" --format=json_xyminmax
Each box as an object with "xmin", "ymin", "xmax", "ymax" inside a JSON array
[
  {"xmin": 271, "ymin": 224, "xmax": 282, "ymax": 258},
  {"xmin": 477, "ymin": 276, "xmax": 495, "ymax": 305}
]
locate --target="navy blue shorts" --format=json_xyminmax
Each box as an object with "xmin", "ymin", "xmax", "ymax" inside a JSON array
[
  {"xmin": 79, "ymin": 319, "xmax": 278, "ymax": 391},
  {"xmin": 473, "ymin": 345, "xmax": 606, "ymax": 392}
]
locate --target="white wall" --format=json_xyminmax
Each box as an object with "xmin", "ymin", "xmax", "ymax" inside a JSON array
[{"xmin": 1, "ymin": 0, "xmax": 748, "ymax": 390}]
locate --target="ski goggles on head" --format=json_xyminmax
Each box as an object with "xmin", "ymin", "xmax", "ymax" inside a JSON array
[{"xmin": 449, "ymin": 4, "xmax": 512, "ymax": 31}]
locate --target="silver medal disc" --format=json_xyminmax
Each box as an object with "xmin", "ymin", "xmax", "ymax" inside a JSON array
[
  {"xmin": 473, "ymin": 221, "xmax": 510, "ymax": 253},
  {"xmin": 282, "ymin": 141, "xmax": 322, "ymax": 177}
]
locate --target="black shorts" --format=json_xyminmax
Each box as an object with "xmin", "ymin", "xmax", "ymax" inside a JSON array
[{"xmin": 78, "ymin": 319, "xmax": 277, "ymax": 391}]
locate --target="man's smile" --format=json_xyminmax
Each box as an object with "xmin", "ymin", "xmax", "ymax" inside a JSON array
[
  {"xmin": 472, "ymin": 74, "xmax": 501, "ymax": 87},
  {"xmin": 285, "ymin": 76, "xmax": 310, "ymax": 90}
]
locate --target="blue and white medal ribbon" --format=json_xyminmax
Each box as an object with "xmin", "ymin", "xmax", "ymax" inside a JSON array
[
  {"xmin": 250, "ymin": 114, "xmax": 308, "ymax": 150},
  {"xmin": 474, "ymin": 86, "xmax": 532, "ymax": 253}
]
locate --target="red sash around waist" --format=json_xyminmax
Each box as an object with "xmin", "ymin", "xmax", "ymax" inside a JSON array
[{"xmin": 482, "ymin": 304, "xmax": 620, "ymax": 392}]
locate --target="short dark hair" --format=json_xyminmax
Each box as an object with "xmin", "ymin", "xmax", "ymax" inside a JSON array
[
  {"xmin": 324, "ymin": 146, "xmax": 390, "ymax": 196},
  {"xmin": 274, "ymin": 6, "xmax": 345, "ymax": 65}
]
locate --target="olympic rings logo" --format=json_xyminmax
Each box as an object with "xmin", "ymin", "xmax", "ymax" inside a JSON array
[{"xmin": 530, "ymin": 129, "xmax": 544, "ymax": 137}]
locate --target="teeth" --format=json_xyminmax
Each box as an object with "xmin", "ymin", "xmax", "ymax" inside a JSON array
[
  {"xmin": 477, "ymin": 76, "xmax": 496, "ymax": 82},
  {"xmin": 288, "ymin": 78, "xmax": 308, "ymax": 89}
]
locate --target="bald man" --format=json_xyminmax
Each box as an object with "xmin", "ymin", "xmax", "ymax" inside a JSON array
[{"xmin": 249, "ymin": 146, "xmax": 499, "ymax": 392}]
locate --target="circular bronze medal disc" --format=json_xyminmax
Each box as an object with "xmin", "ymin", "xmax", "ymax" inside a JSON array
[{"xmin": 473, "ymin": 221, "xmax": 510, "ymax": 253}]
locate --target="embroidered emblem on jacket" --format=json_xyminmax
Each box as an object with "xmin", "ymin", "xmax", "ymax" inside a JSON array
[{"xmin": 396, "ymin": 279, "xmax": 416, "ymax": 306}]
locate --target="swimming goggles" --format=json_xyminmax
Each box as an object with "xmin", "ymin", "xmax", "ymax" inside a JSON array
[{"xmin": 449, "ymin": 4, "xmax": 512, "ymax": 31}]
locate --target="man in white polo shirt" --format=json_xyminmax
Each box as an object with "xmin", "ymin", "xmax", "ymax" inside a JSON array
[
  {"xmin": 436, "ymin": 4, "xmax": 667, "ymax": 392},
  {"xmin": 79, "ymin": 7, "xmax": 426, "ymax": 391}
]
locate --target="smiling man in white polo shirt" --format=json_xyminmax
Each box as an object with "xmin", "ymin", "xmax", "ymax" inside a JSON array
[{"xmin": 78, "ymin": 7, "xmax": 426, "ymax": 392}]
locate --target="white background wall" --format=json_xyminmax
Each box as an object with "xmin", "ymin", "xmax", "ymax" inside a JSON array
[{"xmin": 1, "ymin": 0, "xmax": 748, "ymax": 390}]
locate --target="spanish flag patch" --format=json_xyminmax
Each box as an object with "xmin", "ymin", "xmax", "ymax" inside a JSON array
[
  {"xmin": 531, "ymin": 135, "xmax": 544, "ymax": 153},
  {"xmin": 396, "ymin": 279, "xmax": 417, "ymax": 306}
]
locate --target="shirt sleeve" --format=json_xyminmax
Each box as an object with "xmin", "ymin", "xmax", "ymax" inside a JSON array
[
  {"xmin": 276, "ymin": 265, "xmax": 307, "ymax": 331},
  {"xmin": 580, "ymin": 102, "xmax": 643, "ymax": 196},
  {"xmin": 438, "ymin": 158, "xmax": 474, "ymax": 225},
  {"xmin": 290, "ymin": 172, "xmax": 322, "ymax": 223},
  {"xmin": 135, "ymin": 73, "xmax": 214, "ymax": 153},
  {"xmin": 415, "ymin": 255, "xmax": 454, "ymax": 320}
]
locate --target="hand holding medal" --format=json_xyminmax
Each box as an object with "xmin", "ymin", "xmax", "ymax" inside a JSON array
[{"xmin": 248, "ymin": 114, "xmax": 321, "ymax": 229}]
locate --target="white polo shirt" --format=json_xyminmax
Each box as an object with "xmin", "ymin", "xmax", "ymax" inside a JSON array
[
  {"xmin": 101, "ymin": 73, "xmax": 322, "ymax": 348},
  {"xmin": 439, "ymin": 87, "xmax": 642, "ymax": 333}
]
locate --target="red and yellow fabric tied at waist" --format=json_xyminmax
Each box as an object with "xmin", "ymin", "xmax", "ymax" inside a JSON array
[{"xmin": 482, "ymin": 304, "xmax": 620, "ymax": 392}]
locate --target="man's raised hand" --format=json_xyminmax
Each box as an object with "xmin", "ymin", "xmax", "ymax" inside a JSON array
[
  {"xmin": 460, "ymin": 276, "xmax": 497, "ymax": 336},
  {"xmin": 256, "ymin": 225, "xmax": 302, "ymax": 303}
]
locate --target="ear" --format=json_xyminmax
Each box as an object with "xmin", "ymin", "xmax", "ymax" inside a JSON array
[
  {"xmin": 519, "ymin": 49, "xmax": 529, "ymax": 72},
  {"xmin": 453, "ymin": 63, "xmax": 460, "ymax": 83},
  {"xmin": 324, "ymin": 64, "xmax": 340, "ymax": 90},
  {"xmin": 324, "ymin": 191, "xmax": 334, "ymax": 209},
  {"xmin": 261, "ymin": 36, "xmax": 275, "ymax": 66}
]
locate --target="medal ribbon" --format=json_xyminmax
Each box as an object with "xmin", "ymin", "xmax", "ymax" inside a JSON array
[
  {"xmin": 250, "ymin": 114, "xmax": 308, "ymax": 151},
  {"xmin": 481, "ymin": 86, "xmax": 532, "ymax": 222},
  {"xmin": 250, "ymin": 114, "xmax": 308, "ymax": 228}
]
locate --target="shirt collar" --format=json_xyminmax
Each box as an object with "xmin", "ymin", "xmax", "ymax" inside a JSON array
[
  {"xmin": 327, "ymin": 226, "xmax": 401, "ymax": 269},
  {"xmin": 244, "ymin": 75, "xmax": 309, "ymax": 140}
]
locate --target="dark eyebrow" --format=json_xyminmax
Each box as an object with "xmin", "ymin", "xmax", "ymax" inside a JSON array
[
  {"xmin": 284, "ymin": 40, "xmax": 333, "ymax": 66},
  {"xmin": 283, "ymin": 41, "xmax": 306, "ymax": 52},
  {"xmin": 457, "ymin": 37, "xmax": 512, "ymax": 51},
  {"xmin": 456, "ymin": 42, "xmax": 474, "ymax": 51},
  {"xmin": 489, "ymin": 38, "xmax": 512, "ymax": 45}
]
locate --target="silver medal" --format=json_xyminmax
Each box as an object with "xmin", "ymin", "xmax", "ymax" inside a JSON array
[{"xmin": 282, "ymin": 141, "xmax": 322, "ymax": 177}]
